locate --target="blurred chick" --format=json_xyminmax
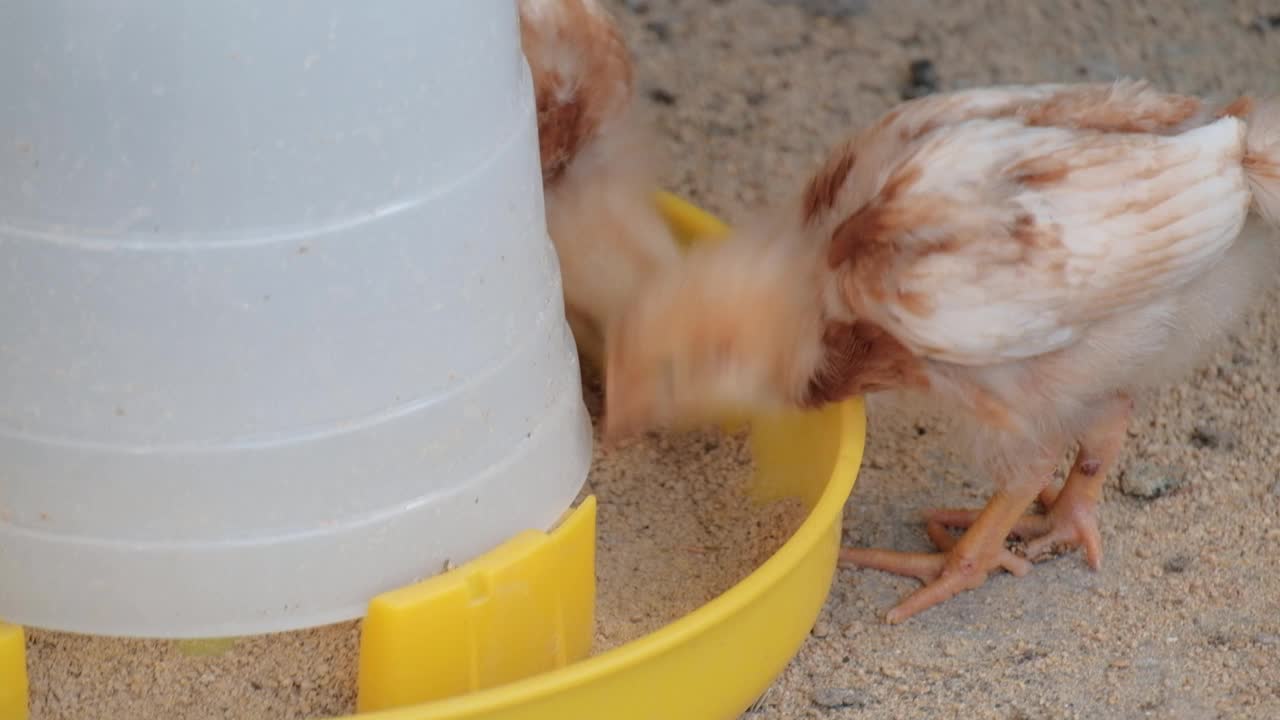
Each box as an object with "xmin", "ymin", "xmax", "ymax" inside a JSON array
[
  {"xmin": 518, "ymin": 0, "xmax": 682, "ymax": 373},
  {"xmin": 604, "ymin": 81, "xmax": 1280, "ymax": 622}
]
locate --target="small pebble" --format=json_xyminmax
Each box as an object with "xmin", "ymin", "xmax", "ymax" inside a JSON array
[
  {"xmin": 643, "ymin": 20, "xmax": 671, "ymax": 43},
  {"xmin": 901, "ymin": 59, "xmax": 939, "ymax": 99},
  {"xmin": 1190, "ymin": 424, "xmax": 1235, "ymax": 451},
  {"xmin": 766, "ymin": 0, "xmax": 869, "ymax": 19},
  {"xmin": 811, "ymin": 687, "xmax": 869, "ymax": 709},
  {"xmin": 1254, "ymin": 633, "xmax": 1279, "ymax": 646},
  {"xmin": 647, "ymin": 87, "xmax": 678, "ymax": 106},
  {"xmin": 1120, "ymin": 462, "xmax": 1186, "ymax": 500},
  {"xmin": 1250, "ymin": 13, "xmax": 1280, "ymax": 32},
  {"xmin": 1163, "ymin": 555, "xmax": 1192, "ymax": 574},
  {"xmin": 811, "ymin": 620, "xmax": 832, "ymax": 638}
]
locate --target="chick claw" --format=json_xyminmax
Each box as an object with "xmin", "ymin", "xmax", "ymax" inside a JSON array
[
  {"xmin": 841, "ymin": 483, "xmax": 1046, "ymax": 623},
  {"xmin": 841, "ymin": 518, "xmax": 1036, "ymax": 623},
  {"xmin": 926, "ymin": 481, "xmax": 1104, "ymax": 569}
]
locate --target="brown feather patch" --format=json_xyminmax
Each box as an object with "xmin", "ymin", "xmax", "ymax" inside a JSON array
[
  {"xmin": 1244, "ymin": 152, "xmax": 1279, "ymax": 178},
  {"xmin": 1010, "ymin": 212, "xmax": 1062, "ymax": 250},
  {"xmin": 801, "ymin": 146, "xmax": 857, "ymax": 224},
  {"xmin": 826, "ymin": 164, "xmax": 923, "ymax": 268},
  {"xmin": 827, "ymin": 204, "xmax": 885, "ymax": 269},
  {"xmin": 804, "ymin": 320, "xmax": 928, "ymax": 406},
  {"xmin": 1217, "ymin": 95, "xmax": 1254, "ymax": 120},
  {"xmin": 520, "ymin": 0, "xmax": 635, "ymax": 186},
  {"xmin": 895, "ymin": 290, "xmax": 935, "ymax": 318},
  {"xmin": 1020, "ymin": 86, "xmax": 1202, "ymax": 135},
  {"xmin": 1009, "ymin": 155, "xmax": 1072, "ymax": 188},
  {"xmin": 535, "ymin": 87, "xmax": 593, "ymax": 185}
]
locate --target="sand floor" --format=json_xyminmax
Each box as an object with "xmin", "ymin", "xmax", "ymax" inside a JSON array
[
  {"xmin": 20, "ymin": 2, "xmax": 1280, "ymax": 719},
  {"xmin": 610, "ymin": 1, "xmax": 1280, "ymax": 718}
]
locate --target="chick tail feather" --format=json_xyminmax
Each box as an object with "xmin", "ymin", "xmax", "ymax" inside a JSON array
[{"xmin": 1243, "ymin": 98, "xmax": 1280, "ymax": 230}]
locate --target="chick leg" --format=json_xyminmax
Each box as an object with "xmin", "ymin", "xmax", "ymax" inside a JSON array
[
  {"xmin": 840, "ymin": 476, "xmax": 1047, "ymax": 624},
  {"xmin": 1020, "ymin": 394, "xmax": 1132, "ymax": 567},
  {"xmin": 926, "ymin": 394, "xmax": 1133, "ymax": 569}
]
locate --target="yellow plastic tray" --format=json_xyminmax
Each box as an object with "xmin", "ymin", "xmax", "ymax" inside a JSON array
[{"xmin": 347, "ymin": 194, "xmax": 866, "ymax": 720}]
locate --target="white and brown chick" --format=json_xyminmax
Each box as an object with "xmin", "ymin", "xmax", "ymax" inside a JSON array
[
  {"xmin": 518, "ymin": 0, "xmax": 681, "ymax": 374},
  {"xmin": 603, "ymin": 81, "xmax": 1280, "ymax": 623}
]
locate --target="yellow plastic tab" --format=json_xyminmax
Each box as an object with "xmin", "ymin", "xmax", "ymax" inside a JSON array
[
  {"xmin": 0, "ymin": 622, "xmax": 28, "ymax": 720},
  {"xmin": 654, "ymin": 190, "xmax": 730, "ymax": 247},
  {"xmin": 356, "ymin": 496, "xmax": 597, "ymax": 713},
  {"xmin": 747, "ymin": 406, "xmax": 847, "ymax": 509}
]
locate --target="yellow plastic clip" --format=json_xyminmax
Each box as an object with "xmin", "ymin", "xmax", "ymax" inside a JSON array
[{"xmin": 356, "ymin": 497, "xmax": 597, "ymax": 713}]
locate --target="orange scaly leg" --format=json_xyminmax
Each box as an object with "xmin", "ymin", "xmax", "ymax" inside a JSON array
[
  {"xmin": 840, "ymin": 476, "xmax": 1047, "ymax": 624},
  {"xmin": 925, "ymin": 394, "xmax": 1133, "ymax": 569}
]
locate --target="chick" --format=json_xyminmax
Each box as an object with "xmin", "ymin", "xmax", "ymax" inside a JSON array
[
  {"xmin": 604, "ymin": 81, "xmax": 1280, "ymax": 623},
  {"xmin": 518, "ymin": 0, "xmax": 682, "ymax": 373}
]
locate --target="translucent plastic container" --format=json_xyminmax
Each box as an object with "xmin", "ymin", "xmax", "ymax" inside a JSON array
[{"xmin": 0, "ymin": 0, "xmax": 592, "ymax": 638}]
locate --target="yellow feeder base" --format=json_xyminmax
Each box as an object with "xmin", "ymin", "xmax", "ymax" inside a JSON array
[
  {"xmin": 0, "ymin": 194, "xmax": 865, "ymax": 720},
  {"xmin": 340, "ymin": 194, "xmax": 866, "ymax": 720}
]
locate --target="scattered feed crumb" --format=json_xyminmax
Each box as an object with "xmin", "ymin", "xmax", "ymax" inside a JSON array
[
  {"xmin": 811, "ymin": 686, "xmax": 870, "ymax": 709},
  {"xmin": 585, "ymin": 425, "xmax": 806, "ymax": 652},
  {"xmin": 25, "ymin": 622, "xmax": 360, "ymax": 720}
]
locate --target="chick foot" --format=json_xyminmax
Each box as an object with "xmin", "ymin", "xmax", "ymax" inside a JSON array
[
  {"xmin": 840, "ymin": 483, "xmax": 1043, "ymax": 624},
  {"xmin": 925, "ymin": 394, "xmax": 1132, "ymax": 570},
  {"xmin": 1020, "ymin": 480, "xmax": 1103, "ymax": 567},
  {"xmin": 925, "ymin": 481, "xmax": 1102, "ymax": 569}
]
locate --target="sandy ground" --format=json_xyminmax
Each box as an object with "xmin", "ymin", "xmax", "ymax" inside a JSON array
[
  {"xmin": 606, "ymin": 1, "xmax": 1280, "ymax": 718},
  {"xmin": 20, "ymin": 2, "xmax": 1280, "ymax": 719}
]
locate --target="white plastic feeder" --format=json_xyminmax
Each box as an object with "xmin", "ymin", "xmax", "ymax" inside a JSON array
[{"xmin": 0, "ymin": 0, "xmax": 592, "ymax": 638}]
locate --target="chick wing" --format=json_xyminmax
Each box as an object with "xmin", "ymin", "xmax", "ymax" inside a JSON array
[{"xmin": 830, "ymin": 113, "xmax": 1251, "ymax": 366}]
